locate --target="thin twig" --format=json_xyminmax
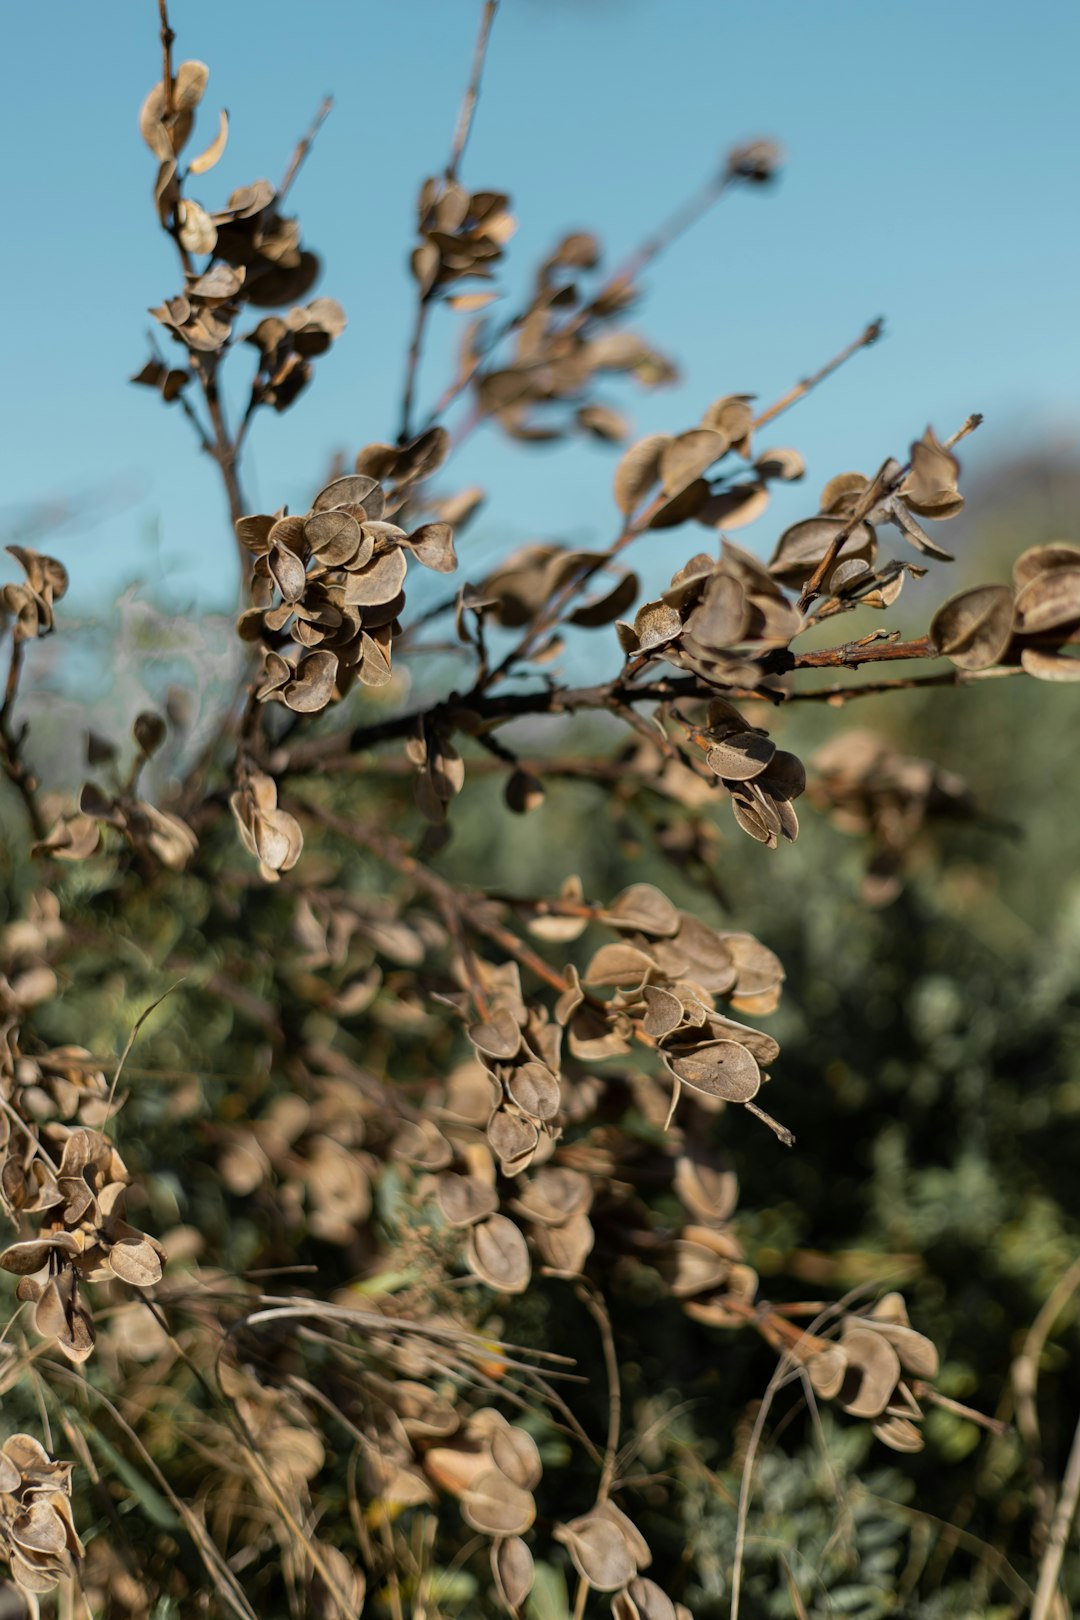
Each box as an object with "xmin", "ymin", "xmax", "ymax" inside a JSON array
[
  {"xmin": 752, "ymin": 319, "xmax": 883, "ymax": 431},
  {"xmin": 0, "ymin": 634, "xmax": 47, "ymax": 840},
  {"xmin": 399, "ymin": 295, "xmax": 433, "ymax": 446},
  {"xmin": 419, "ymin": 138, "xmax": 736, "ymax": 439},
  {"xmin": 104, "ymin": 978, "xmax": 188, "ymax": 1126},
  {"xmin": 157, "ymin": 0, "xmax": 175, "ymax": 115},
  {"xmin": 278, "ymin": 95, "xmax": 333, "ymax": 203},
  {"xmin": 399, "ymin": 0, "xmax": 501, "ymax": 443},
  {"xmin": 798, "ymin": 411, "xmax": 983, "ymax": 610},
  {"xmin": 1031, "ymin": 1406, "xmax": 1080, "ymax": 1620},
  {"xmin": 281, "ymin": 639, "xmax": 941, "ymax": 775},
  {"xmin": 1012, "ymin": 1256, "xmax": 1080, "ymax": 1551},
  {"xmin": 446, "ymin": 0, "xmax": 499, "ymax": 185},
  {"xmin": 576, "ymin": 1283, "xmax": 622, "ymax": 1504}
]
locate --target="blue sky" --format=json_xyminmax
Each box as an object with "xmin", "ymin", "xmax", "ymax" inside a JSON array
[{"xmin": 2, "ymin": 0, "xmax": 1077, "ymax": 614}]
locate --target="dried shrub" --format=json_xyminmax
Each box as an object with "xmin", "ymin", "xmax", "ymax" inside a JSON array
[{"xmin": 0, "ymin": 5, "xmax": 1072, "ymax": 1619}]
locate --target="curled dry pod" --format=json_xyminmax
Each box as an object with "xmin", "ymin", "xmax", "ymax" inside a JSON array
[
  {"xmin": 491, "ymin": 1427, "xmax": 542, "ymax": 1491},
  {"xmin": 1012, "ymin": 542, "xmax": 1080, "ymax": 589},
  {"xmin": 533, "ymin": 1211, "xmax": 595, "ymax": 1274},
  {"xmin": 436, "ymin": 1172, "xmax": 498, "ymax": 1228},
  {"xmin": 554, "ymin": 1513, "xmax": 637, "ymax": 1593},
  {"xmin": 641, "ymin": 986, "xmax": 683, "ymax": 1039},
  {"xmin": 805, "ymin": 1343, "xmax": 847, "ymax": 1399},
  {"xmin": 1013, "ymin": 567, "xmax": 1080, "ymax": 634},
  {"xmin": 492, "ymin": 1536, "xmax": 535, "ymax": 1613},
  {"xmin": 872, "ymin": 1415, "xmax": 925, "ymax": 1452},
  {"xmin": 282, "ymin": 651, "xmax": 339, "ymax": 713},
  {"xmin": 613, "ymin": 1579, "xmax": 678, "ymax": 1620},
  {"xmin": 659, "ymin": 429, "xmax": 726, "ymax": 496},
  {"xmin": 614, "ymin": 433, "xmax": 671, "ymax": 514},
  {"xmin": 583, "ymin": 943, "xmax": 657, "ymax": 988},
  {"xmin": 599, "ymin": 883, "xmax": 680, "ymax": 936},
  {"xmin": 312, "ymin": 473, "xmax": 381, "ymax": 513},
  {"xmin": 929, "ymin": 584, "xmax": 1014, "ymax": 671},
  {"xmin": 666, "ymin": 1041, "xmax": 761, "ymax": 1102},
  {"xmin": 505, "ymin": 769, "xmax": 545, "ymax": 814},
  {"xmin": 838, "ymin": 1325, "xmax": 902, "ymax": 1419},
  {"xmin": 406, "ymin": 522, "xmax": 457, "ymax": 573},
  {"xmin": 467, "ymin": 1214, "xmax": 531, "ymax": 1293},
  {"xmin": 705, "ymin": 731, "xmax": 776, "ymax": 781},
  {"xmin": 506, "ymin": 1062, "xmax": 560, "ymax": 1121},
  {"xmin": 461, "ymin": 1470, "xmax": 536, "ymax": 1536},
  {"xmin": 1020, "ymin": 645, "xmax": 1080, "ymax": 681},
  {"xmin": 768, "ymin": 516, "xmax": 875, "ymax": 585}
]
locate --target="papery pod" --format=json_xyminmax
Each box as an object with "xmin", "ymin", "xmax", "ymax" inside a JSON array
[
  {"xmin": 872, "ymin": 1415, "xmax": 925, "ymax": 1453},
  {"xmin": 554, "ymin": 1512, "xmax": 637, "ymax": 1592},
  {"xmin": 613, "ymin": 433, "xmax": 672, "ymax": 514},
  {"xmin": 613, "ymin": 1578, "xmax": 678, "ymax": 1620},
  {"xmin": 659, "ymin": 430, "xmax": 727, "ymax": 496},
  {"xmin": 466, "ymin": 1214, "xmax": 531, "ymax": 1292},
  {"xmin": 492, "ymin": 1535, "xmax": 535, "ymax": 1613},
  {"xmin": 599, "ymin": 884, "xmax": 680, "ymax": 936},
  {"xmin": 1013, "ymin": 567, "xmax": 1080, "ymax": 633},
  {"xmin": 1012, "ymin": 542, "xmax": 1080, "ymax": 589},
  {"xmin": 461, "ymin": 1470, "xmax": 536, "ymax": 1536},
  {"xmin": 769, "ymin": 516, "xmax": 875, "ymax": 586},
  {"xmin": 491, "ymin": 1426, "xmax": 542, "ymax": 1491},
  {"xmin": 838, "ymin": 1324, "xmax": 902, "ymax": 1418},
  {"xmin": 929, "ymin": 584, "xmax": 1014, "ymax": 670},
  {"xmin": 1020, "ymin": 646, "xmax": 1080, "ymax": 680},
  {"xmin": 664, "ymin": 1042, "xmax": 761, "ymax": 1103}
]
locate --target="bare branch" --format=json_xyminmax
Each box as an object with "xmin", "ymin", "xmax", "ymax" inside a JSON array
[
  {"xmin": 446, "ymin": 0, "xmax": 499, "ymax": 185},
  {"xmin": 278, "ymin": 95, "xmax": 333, "ymax": 204}
]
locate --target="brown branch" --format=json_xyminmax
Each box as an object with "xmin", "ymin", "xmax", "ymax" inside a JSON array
[
  {"xmin": 278, "ymin": 95, "xmax": 333, "ymax": 203},
  {"xmin": 798, "ymin": 411, "xmax": 983, "ymax": 611},
  {"xmin": 418, "ymin": 147, "xmax": 737, "ymax": 440},
  {"xmin": 286, "ymin": 795, "xmax": 582, "ymax": 1005},
  {"xmin": 0, "ymin": 636, "xmax": 47, "ymax": 841},
  {"xmin": 575, "ymin": 1279, "xmax": 622, "ymax": 1498},
  {"xmin": 475, "ymin": 350, "xmax": 906, "ymax": 688},
  {"xmin": 572, "ymin": 171, "xmax": 734, "ymax": 324},
  {"xmin": 752, "ymin": 319, "xmax": 883, "ymax": 432},
  {"xmin": 398, "ymin": 0, "xmax": 501, "ymax": 443},
  {"xmin": 399, "ymin": 295, "xmax": 433, "ymax": 446},
  {"xmin": 281, "ymin": 637, "xmax": 943, "ymax": 776},
  {"xmin": 1031, "ymin": 1405, "xmax": 1080, "ymax": 1620},
  {"xmin": 791, "ymin": 633, "xmax": 933, "ymax": 669},
  {"xmin": 446, "ymin": 0, "xmax": 499, "ymax": 185},
  {"xmin": 189, "ymin": 357, "xmax": 247, "ymax": 532},
  {"xmin": 157, "ymin": 0, "xmax": 175, "ymax": 116}
]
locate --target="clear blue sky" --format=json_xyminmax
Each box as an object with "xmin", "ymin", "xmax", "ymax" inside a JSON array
[{"xmin": 2, "ymin": 0, "xmax": 1077, "ymax": 614}]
